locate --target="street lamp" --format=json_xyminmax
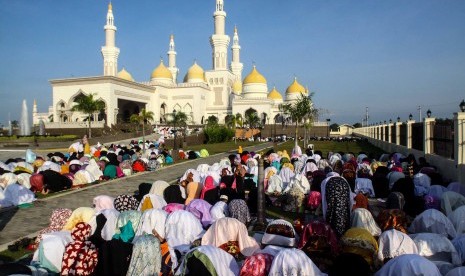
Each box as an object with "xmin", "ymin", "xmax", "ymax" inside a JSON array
[
  {"xmin": 426, "ymin": 109, "xmax": 432, "ymax": 118},
  {"xmin": 460, "ymin": 99, "xmax": 465, "ymax": 112},
  {"xmin": 389, "ymin": 119, "xmax": 392, "ymax": 124},
  {"xmin": 326, "ymin": 118, "xmax": 331, "ymax": 138},
  {"xmin": 409, "ymin": 113, "xmax": 413, "ymax": 121},
  {"xmin": 172, "ymin": 109, "xmax": 177, "ymax": 150},
  {"xmin": 397, "ymin": 117, "xmax": 400, "ymax": 123}
]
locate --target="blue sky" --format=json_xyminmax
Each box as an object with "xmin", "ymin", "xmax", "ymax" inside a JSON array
[{"xmin": 1, "ymin": 0, "xmax": 464, "ymax": 126}]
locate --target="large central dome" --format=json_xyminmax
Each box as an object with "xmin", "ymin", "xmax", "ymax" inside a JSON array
[
  {"xmin": 151, "ymin": 60, "xmax": 173, "ymax": 80},
  {"xmin": 183, "ymin": 61, "xmax": 206, "ymax": 83},
  {"xmin": 243, "ymin": 65, "xmax": 267, "ymax": 85}
]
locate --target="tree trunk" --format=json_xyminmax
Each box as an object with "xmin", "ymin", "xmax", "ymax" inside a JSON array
[
  {"xmin": 294, "ymin": 122, "xmax": 298, "ymax": 148},
  {"xmin": 142, "ymin": 122, "xmax": 146, "ymax": 151},
  {"xmin": 255, "ymin": 158, "xmax": 266, "ymax": 230},
  {"xmin": 88, "ymin": 115, "xmax": 92, "ymax": 138}
]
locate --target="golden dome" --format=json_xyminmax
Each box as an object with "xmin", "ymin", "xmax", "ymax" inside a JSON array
[
  {"xmin": 243, "ymin": 66, "xmax": 267, "ymax": 84},
  {"xmin": 268, "ymin": 87, "xmax": 283, "ymax": 100},
  {"xmin": 117, "ymin": 68, "xmax": 134, "ymax": 82},
  {"xmin": 286, "ymin": 77, "xmax": 306, "ymax": 94},
  {"xmin": 184, "ymin": 61, "xmax": 205, "ymax": 82},
  {"xmin": 232, "ymin": 80, "xmax": 242, "ymax": 94},
  {"xmin": 151, "ymin": 60, "xmax": 172, "ymax": 79}
]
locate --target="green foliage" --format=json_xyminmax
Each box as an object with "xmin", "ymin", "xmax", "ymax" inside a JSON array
[
  {"xmin": 71, "ymin": 93, "xmax": 105, "ymax": 138},
  {"xmin": 167, "ymin": 110, "xmax": 188, "ymax": 128},
  {"xmin": 353, "ymin": 122, "xmax": 362, "ymax": 128},
  {"xmin": 204, "ymin": 125, "xmax": 234, "ymax": 143},
  {"xmin": 206, "ymin": 115, "xmax": 219, "ymax": 127},
  {"xmin": 330, "ymin": 123, "xmax": 339, "ymax": 131}
]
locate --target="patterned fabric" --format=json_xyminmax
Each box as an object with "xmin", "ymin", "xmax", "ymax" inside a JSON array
[
  {"xmin": 307, "ymin": 191, "xmax": 322, "ymax": 210},
  {"xmin": 61, "ymin": 223, "xmax": 98, "ymax": 275},
  {"xmin": 298, "ymin": 220, "xmax": 339, "ymax": 255},
  {"xmin": 240, "ymin": 253, "xmax": 274, "ymax": 276},
  {"xmin": 325, "ymin": 177, "xmax": 351, "ymax": 237},
  {"xmin": 377, "ymin": 209, "xmax": 408, "ymax": 233},
  {"xmin": 114, "ymin": 194, "xmax": 139, "ymax": 212},
  {"xmin": 219, "ymin": 241, "xmax": 242, "ymax": 260},
  {"xmin": 35, "ymin": 208, "xmax": 73, "ymax": 246},
  {"xmin": 262, "ymin": 219, "xmax": 297, "ymax": 247},
  {"xmin": 127, "ymin": 234, "xmax": 162, "ymax": 276},
  {"xmin": 229, "ymin": 199, "xmax": 251, "ymax": 225},
  {"xmin": 341, "ymin": 228, "xmax": 378, "ymax": 266}
]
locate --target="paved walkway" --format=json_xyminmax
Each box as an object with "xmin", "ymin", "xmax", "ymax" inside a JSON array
[{"xmin": 0, "ymin": 142, "xmax": 273, "ymax": 251}]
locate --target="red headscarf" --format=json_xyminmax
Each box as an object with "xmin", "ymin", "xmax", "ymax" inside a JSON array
[
  {"xmin": 30, "ymin": 173, "xmax": 44, "ymax": 192},
  {"xmin": 200, "ymin": 176, "xmax": 216, "ymax": 199}
]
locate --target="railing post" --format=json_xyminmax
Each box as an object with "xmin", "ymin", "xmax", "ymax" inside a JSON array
[
  {"xmin": 454, "ymin": 112, "xmax": 465, "ymax": 183},
  {"xmin": 424, "ymin": 117, "xmax": 435, "ymax": 155},
  {"xmin": 407, "ymin": 120, "xmax": 415, "ymax": 149}
]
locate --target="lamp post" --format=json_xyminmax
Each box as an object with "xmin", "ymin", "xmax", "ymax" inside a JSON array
[
  {"xmin": 460, "ymin": 99, "xmax": 465, "ymax": 112},
  {"xmin": 409, "ymin": 114, "xmax": 413, "ymax": 121},
  {"xmin": 172, "ymin": 109, "xmax": 177, "ymax": 151},
  {"xmin": 326, "ymin": 118, "xmax": 331, "ymax": 138},
  {"xmin": 426, "ymin": 109, "xmax": 432, "ymax": 118},
  {"xmin": 397, "ymin": 117, "xmax": 400, "ymax": 123}
]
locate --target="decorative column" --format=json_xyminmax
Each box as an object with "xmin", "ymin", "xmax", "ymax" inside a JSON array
[
  {"xmin": 454, "ymin": 112, "xmax": 465, "ymax": 183},
  {"xmin": 424, "ymin": 117, "xmax": 435, "ymax": 155},
  {"xmin": 387, "ymin": 122, "xmax": 393, "ymax": 143},
  {"xmin": 396, "ymin": 122, "xmax": 402, "ymax": 145},
  {"xmin": 407, "ymin": 119, "xmax": 415, "ymax": 149}
]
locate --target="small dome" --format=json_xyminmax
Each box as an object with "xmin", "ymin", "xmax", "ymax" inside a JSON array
[
  {"xmin": 117, "ymin": 68, "xmax": 134, "ymax": 82},
  {"xmin": 268, "ymin": 87, "xmax": 283, "ymax": 100},
  {"xmin": 151, "ymin": 60, "xmax": 172, "ymax": 80},
  {"xmin": 232, "ymin": 80, "xmax": 242, "ymax": 94},
  {"xmin": 243, "ymin": 65, "xmax": 267, "ymax": 85},
  {"xmin": 183, "ymin": 61, "xmax": 205, "ymax": 83},
  {"xmin": 286, "ymin": 77, "xmax": 306, "ymax": 94}
]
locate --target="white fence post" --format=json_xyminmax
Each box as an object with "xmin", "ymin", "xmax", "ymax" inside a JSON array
[
  {"xmin": 455, "ymin": 112, "xmax": 465, "ymax": 183},
  {"xmin": 424, "ymin": 117, "xmax": 435, "ymax": 155}
]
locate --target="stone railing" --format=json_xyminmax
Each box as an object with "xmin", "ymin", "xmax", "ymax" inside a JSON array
[
  {"xmin": 44, "ymin": 121, "xmax": 106, "ymax": 129},
  {"xmin": 353, "ymin": 112, "xmax": 465, "ymax": 183}
]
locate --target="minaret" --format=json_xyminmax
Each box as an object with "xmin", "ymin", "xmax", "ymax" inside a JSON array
[
  {"xmin": 230, "ymin": 26, "xmax": 243, "ymax": 80},
  {"xmin": 167, "ymin": 34, "xmax": 179, "ymax": 83},
  {"xmin": 210, "ymin": 0, "xmax": 230, "ymax": 70},
  {"xmin": 101, "ymin": 2, "xmax": 120, "ymax": 76}
]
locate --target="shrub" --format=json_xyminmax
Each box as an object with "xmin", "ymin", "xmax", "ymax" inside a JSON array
[{"xmin": 204, "ymin": 126, "xmax": 234, "ymax": 143}]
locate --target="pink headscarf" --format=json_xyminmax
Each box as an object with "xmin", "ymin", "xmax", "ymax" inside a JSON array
[
  {"xmin": 93, "ymin": 195, "xmax": 115, "ymax": 212},
  {"xmin": 200, "ymin": 176, "xmax": 216, "ymax": 199}
]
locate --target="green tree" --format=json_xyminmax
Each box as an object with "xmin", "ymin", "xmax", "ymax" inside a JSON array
[
  {"xmin": 245, "ymin": 108, "xmax": 260, "ymax": 128},
  {"xmin": 206, "ymin": 115, "xmax": 219, "ymax": 127},
  {"xmin": 11, "ymin": 120, "xmax": 19, "ymax": 128},
  {"xmin": 330, "ymin": 123, "xmax": 339, "ymax": 131},
  {"xmin": 71, "ymin": 93, "xmax": 105, "ymax": 138},
  {"xmin": 167, "ymin": 110, "xmax": 188, "ymax": 150},
  {"xmin": 281, "ymin": 93, "xmax": 317, "ymax": 148},
  {"xmin": 353, "ymin": 122, "xmax": 362, "ymax": 128},
  {"xmin": 130, "ymin": 108, "xmax": 154, "ymax": 150}
]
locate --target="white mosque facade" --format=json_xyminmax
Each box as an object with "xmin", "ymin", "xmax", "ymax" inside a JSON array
[{"xmin": 33, "ymin": 0, "xmax": 310, "ymax": 128}]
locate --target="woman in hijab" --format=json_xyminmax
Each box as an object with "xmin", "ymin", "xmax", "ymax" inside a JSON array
[
  {"xmin": 377, "ymin": 229, "xmax": 418, "ymax": 264},
  {"xmin": 200, "ymin": 175, "xmax": 219, "ymax": 205},
  {"xmin": 298, "ymin": 220, "xmax": 339, "ymax": 272},
  {"xmin": 177, "ymin": 245, "xmax": 240, "ymax": 276},
  {"xmin": 240, "ymin": 253, "xmax": 274, "ymax": 276},
  {"xmin": 61, "ymin": 222, "xmax": 98, "ymax": 275},
  {"xmin": 40, "ymin": 169, "xmax": 72, "ymax": 193},
  {"xmin": 126, "ymin": 235, "xmax": 162, "ymax": 276},
  {"xmin": 268, "ymin": 248, "xmax": 326, "ymax": 276},
  {"xmin": 229, "ymin": 199, "xmax": 251, "ymax": 226},
  {"xmin": 324, "ymin": 176, "xmax": 352, "ymax": 237},
  {"xmin": 341, "ymin": 228, "xmax": 378, "ymax": 268},
  {"xmin": 150, "ymin": 180, "xmax": 170, "ymax": 197},
  {"xmin": 113, "ymin": 194, "xmax": 140, "ymax": 212},
  {"xmin": 92, "ymin": 195, "xmax": 114, "ymax": 212},
  {"xmin": 63, "ymin": 207, "xmax": 96, "ymax": 231},
  {"xmin": 374, "ymin": 254, "xmax": 441, "ymax": 276},
  {"xmin": 201, "ymin": 217, "xmax": 260, "ymax": 260},
  {"xmin": 351, "ymin": 208, "xmax": 382, "ymax": 237},
  {"xmin": 391, "ymin": 177, "xmax": 423, "ymax": 217},
  {"xmin": 34, "ymin": 208, "xmax": 73, "ymax": 248},
  {"xmin": 408, "ymin": 209, "xmax": 457, "ymax": 239},
  {"xmin": 185, "ymin": 180, "xmax": 203, "ymax": 205},
  {"xmin": 386, "ymin": 192, "xmax": 405, "ymax": 210},
  {"xmin": 134, "ymin": 182, "xmax": 152, "ymax": 202},
  {"xmin": 186, "ymin": 199, "xmax": 214, "ymax": 228},
  {"xmin": 163, "ymin": 184, "xmax": 186, "ymax": 204}
]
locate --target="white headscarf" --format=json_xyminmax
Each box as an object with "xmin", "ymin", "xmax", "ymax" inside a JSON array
[
  {"xmin": 136, "ymin": 209, "xmax": 168, "ymax": 239},
  {"xmin": 441, "ymin": 191, "xmax": 465, "ymax": 217},
  {"xmin": 149, "ymin": 180, "xmax": 170, "ymax": 197},
  {"xmin": 137, "ymin": 194, "xmax": 167, "ymax": 211},
  {"xmin": 374, "ymin": 254, "xmax": 441, "ymax": 276},
  {"xmin": 267, "ymin": 174, "xmax": 284, "ymax": 194},
  {"xmin": 180, "ymin": 169, "xmax": 201, "ymax": 183},
  {"xmin": 448, "ymin": 205, "xmax": 465, "ymax": 235},
  {"xmin": 0, "ymin": 183, "xmax": 35, "ymax": 207},
  {"xmin": 413, "ymin": 173, "xmax": 431, "ymax": 196},
  {"xmin": 354, "ymin": 178, "xmax": 375, "ymax": 197},
  {"xmin": 33, "ymin": 231, "xmax": 73, "ymax": 274},
  {"xmin": 176, "ymin": 245, "xmax": 239, "ymax": 276},
  {"xmin": 85, "ymin": 159, "xmax": 103, "ymax": 180},
  {"xmin": 16, "ymin": 173, "xmax": 31, "ymax": 189},
  {"xmin": 410, "ymin": 233, "xmax": 461, "ymax": 266},
  {"xmin": 100, "ymin": 208, "xmax": 119, "ymax": 241},
  {"xmin": 268, "ymin": 248, "xmax": 327, "ymax": 276},
  {"xmin": 408, "ymin": 209, "xmax": 457, "ymax": 239},
  {"xmin": 377, "ymin": 229, "xmax": 418, "ymax": 263},
  {"xmin": 351, "ymin": 208, "xmax": 381, "ymax": 236}
]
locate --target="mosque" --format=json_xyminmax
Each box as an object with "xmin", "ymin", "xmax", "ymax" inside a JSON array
[{"xmin": 33, "ymin": 0, "xmax": 311, "ymax": 127}]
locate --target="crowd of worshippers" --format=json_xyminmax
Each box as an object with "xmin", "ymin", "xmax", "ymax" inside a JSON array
[
  {"xmin": 3, "ymin": 145, "xmax": 465, "ymax": 275},
  {"xmin": 0, "ymin": 135, "xmax": 213, "ymax": 208}
]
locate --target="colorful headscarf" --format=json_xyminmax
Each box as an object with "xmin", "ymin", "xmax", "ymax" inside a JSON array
[
  {"xmin": 240, "ymin": 253, "xmax": 274, "ymax": 276},
  {"xmin": 200, "ymin": 176, "xmax": 216, "ymax": 200},
  {"xmin": 114, "ymin": 194, "xmax": 139, "ymax": 212},
  {"xmin": 35, "ymin": 208, "xmax": 73, "ymax": 245},
  {"xmin": 341, "ymin": 228, "xmax": 378, "ymax": 266},
  {"xmin": 377, "ymin": 209, "xmax": 409, "ymax": 234},
  {"xmin": 61, "ymin": 222, "xmax": 98, "ymax": 275},
  {"xmin": 298, "ymin": 220, "xmax": 339, "ymax": 255},
  {"xmin": 229, "ymin": 199, "xmax": 251, "ymax": 226}
]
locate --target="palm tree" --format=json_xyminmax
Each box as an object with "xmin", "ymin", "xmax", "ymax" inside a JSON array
[
  {"xmin": 130, "ymin": 108, "xmax": 154, "ymax": 150},
  {"xmin": 167, "ymin": 110, "xmax": 188, "ymax": 150},
  {"xmin": 71, "ymin": 93, "xmax": 105, "ymax": 138},
  {"xmin": 245, "ymin": 108, "xmax": 260, "ymax": 128},
  {"xmin": 282, "ymin": 93, "xmax": 316, "ymax": 148}
]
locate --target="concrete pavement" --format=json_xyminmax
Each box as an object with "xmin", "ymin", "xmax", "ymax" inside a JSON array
[{"xmin": 0, "ymin": 142, "xmax": 273, "ymax": 251}]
